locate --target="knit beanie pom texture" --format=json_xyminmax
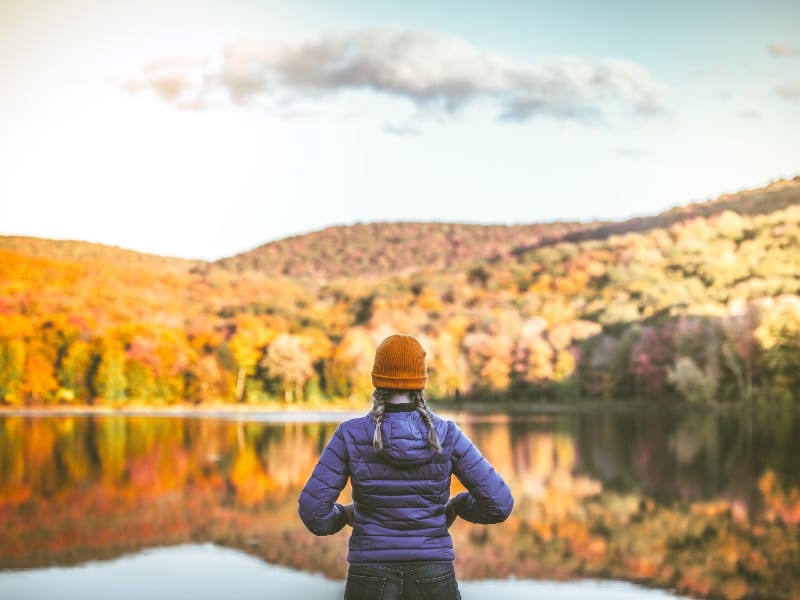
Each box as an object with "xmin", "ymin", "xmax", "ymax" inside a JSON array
[{"xmin": 371, "ymin": 334, "xmax": 427, "ymax": 390}]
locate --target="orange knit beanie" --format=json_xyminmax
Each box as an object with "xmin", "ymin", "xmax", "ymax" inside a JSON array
[{"xmin": 371, "ymin": 334, "xmax": 427, "ymax": 390}]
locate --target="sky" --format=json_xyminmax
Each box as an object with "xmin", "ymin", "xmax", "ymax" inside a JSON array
[{"xmin": 0, "ymin": 0, "xmax": 798, "ymax": 260}]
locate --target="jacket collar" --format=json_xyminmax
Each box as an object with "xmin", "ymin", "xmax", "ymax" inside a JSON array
[{"xmin": 384, "ymin": 402, "xmax": 416, "ymax": 413}]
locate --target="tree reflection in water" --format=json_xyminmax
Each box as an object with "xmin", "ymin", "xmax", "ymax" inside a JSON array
[{"xmin": 0, "ymin": 410, "xmax": 797, "ymax": 600}]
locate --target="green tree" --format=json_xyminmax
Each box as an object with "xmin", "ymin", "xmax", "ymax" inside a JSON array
[
  {"xmin": 667, "ymin": 356, "xmax": 719, "ymax": 404},
  {"xmin": 755, "ymin": 297, "xmax": 800, "ymax": 400},
  {"xmin": 92, "ymin": 339, "xmax": 127, "ymax": 404},
  {"xmin": 56, "ymin": 339, "xmax": 92, "ymax": 403},
  {"xmin": 229, "ymin": 316, "xmax": 273, "ymax": 403},
  {"xmin": 0, "ymin": 339, "xmax": 25, "ymax": 405}
]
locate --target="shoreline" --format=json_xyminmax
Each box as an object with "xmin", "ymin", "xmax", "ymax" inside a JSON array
[
  {"xmin": 0, "ymin": 543, "xmax": 690, "ymax": 599},
  {"xmin": 1, "ymin": 399, "xmax": 794, "ymax": 420}
]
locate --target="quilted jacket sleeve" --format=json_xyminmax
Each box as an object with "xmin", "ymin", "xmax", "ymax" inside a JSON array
[
  {"xmin": 298, "ymin": 424, "xmax": 351, "ymax": 536},
  {"xmin": 450, "ymin": 423, "xmax": 514, "ymax": 524}
]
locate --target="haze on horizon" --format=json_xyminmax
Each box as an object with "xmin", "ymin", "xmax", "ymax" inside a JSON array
[{"xmin": 1, "ymin": 0, "xmax": 798, "ymax": 261}]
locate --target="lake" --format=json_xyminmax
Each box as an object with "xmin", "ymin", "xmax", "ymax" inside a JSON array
[{"xmin": 0, "ymin": 406, "xmax": 798, "ymax": 599}]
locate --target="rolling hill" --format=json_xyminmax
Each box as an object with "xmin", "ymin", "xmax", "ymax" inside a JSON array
[
  {"xmin": 0, "ymin": 176, "xmax": 798, "ymax": 406},
  {"xmin": 213, "ymin": 177, "xmax": 800, "ymax": 279}
]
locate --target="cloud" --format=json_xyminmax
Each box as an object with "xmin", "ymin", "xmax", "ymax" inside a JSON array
[
  {"xmin": 615, "ymin": 147, "xmax": 647, "ymax": 157},
  {"xmin": 125, "ymin": 54, "xmax": 210, "ymax": 108},
  {"xmin": 738, "ymin": 110, "xmax": 760, "ymax": 119},
  {"xmin": 125, "ymin": 29, "xmax": 666, "ymax": 123},
  {"xmin": 776, "ymin": 82, "xmax": 800, "ymax": 100},
  {"xmin": 383, "ymin": 122, "xmax": 422, "ymax": 136},
  {"xmin": 767, "ymin": 43, "xmax": 800, "ymax": 57}
]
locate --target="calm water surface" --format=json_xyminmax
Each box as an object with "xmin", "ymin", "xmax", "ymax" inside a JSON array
[{"xmin": 0, "ymin": 407, "xmax": 798, "ymax": 599}]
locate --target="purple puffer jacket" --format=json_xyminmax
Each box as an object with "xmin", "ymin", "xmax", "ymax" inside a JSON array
[{"xmin": 298, "ymin": 404, "xmax": 514, "ymax": 563}]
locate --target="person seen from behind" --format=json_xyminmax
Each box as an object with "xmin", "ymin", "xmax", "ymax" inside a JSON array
[{"xmin": 298, "ymin": 334, "xmax": 514, "ymax": 599}]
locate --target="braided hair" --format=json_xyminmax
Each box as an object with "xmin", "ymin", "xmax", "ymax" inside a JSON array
[{"xmin": 371, "ymin": 388, "xmax": 442, "ymax": 454}]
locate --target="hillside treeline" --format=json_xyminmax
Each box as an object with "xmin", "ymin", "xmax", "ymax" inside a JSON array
[
  {"xmin": 212, "ymin": 221, "xmax": 594, "ymax": 278},
  {"xmin": 0, "ymin": 178, "xmax": 798, "ymax": 406}
]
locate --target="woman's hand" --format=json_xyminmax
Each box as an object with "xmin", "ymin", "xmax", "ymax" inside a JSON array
[
  {"xmin": 343, "ymin": 503, "xmax": 355, "ymax": 527},
  {"xmin": 445, "ymin": 498, "xmax": 458, "ymax": 528}
]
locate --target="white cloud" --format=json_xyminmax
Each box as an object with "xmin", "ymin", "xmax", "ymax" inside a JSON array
[
  {"xmin": 125, "ymin": 29, "xmax": 666, "ymax": 123},
  {"xmin": 125, "ymin": 54, "xmax": 210, "ymax": 108},
  {"xmin": 767, "ymin": 43, "xmax": 800, "ymax": 57},
  {"xmin": 776, "ymin": 82, "xmax": 800, "ymax": 100},
  {"xmin": 615, "ymin": 147, "xmax": 647, "ymax": 157},
  {"xmin": 739, "ymin": 110, "xmax": 760, "ymax": 119}
]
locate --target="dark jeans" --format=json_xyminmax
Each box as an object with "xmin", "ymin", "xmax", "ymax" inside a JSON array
[{"xmin": 344, "ymin": 561, "xmax": 461, "ymax": 600}]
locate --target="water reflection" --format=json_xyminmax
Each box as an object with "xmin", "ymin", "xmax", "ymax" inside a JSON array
[
  {"xmin": 0, "ymin": 409, "xmax": 798, "ymax": 599},
  {"xmin": 0, "ymin": 543, "xmax": 688, "ymax": 600}
]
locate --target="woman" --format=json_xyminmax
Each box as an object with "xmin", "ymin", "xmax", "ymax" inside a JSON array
[{"xmin": 298, "ymin": 334, "xmax": 514, "ymax": 599}]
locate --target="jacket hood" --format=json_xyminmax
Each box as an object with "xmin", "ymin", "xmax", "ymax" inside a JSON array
[{"xmin": 376, "ymin": 411, "xmax": 438, "ymax": 469}]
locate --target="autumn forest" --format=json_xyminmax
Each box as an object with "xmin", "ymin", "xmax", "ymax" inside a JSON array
[{"xmin": 1, "ymin": 178, "xmax": 799, "ymax": 407}]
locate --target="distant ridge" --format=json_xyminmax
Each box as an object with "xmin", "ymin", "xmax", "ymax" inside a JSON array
[
  {"xmin": 3, "ymin": 177, "xmax": 798, "ymax": 280},
  {"xmin": 0, "ymin": 236, "xmax": 199, "ymax": 273},
  {"xmin": 560, "ymin": 176, "xmax": 800, "ymax": 245},
  {"xmin": 211, "ymin": 176, "xmax": 800, "ymax": 279},
  {"xmin": 210, "ymin": 220, "xmax": 597, "ymax": 279}
]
